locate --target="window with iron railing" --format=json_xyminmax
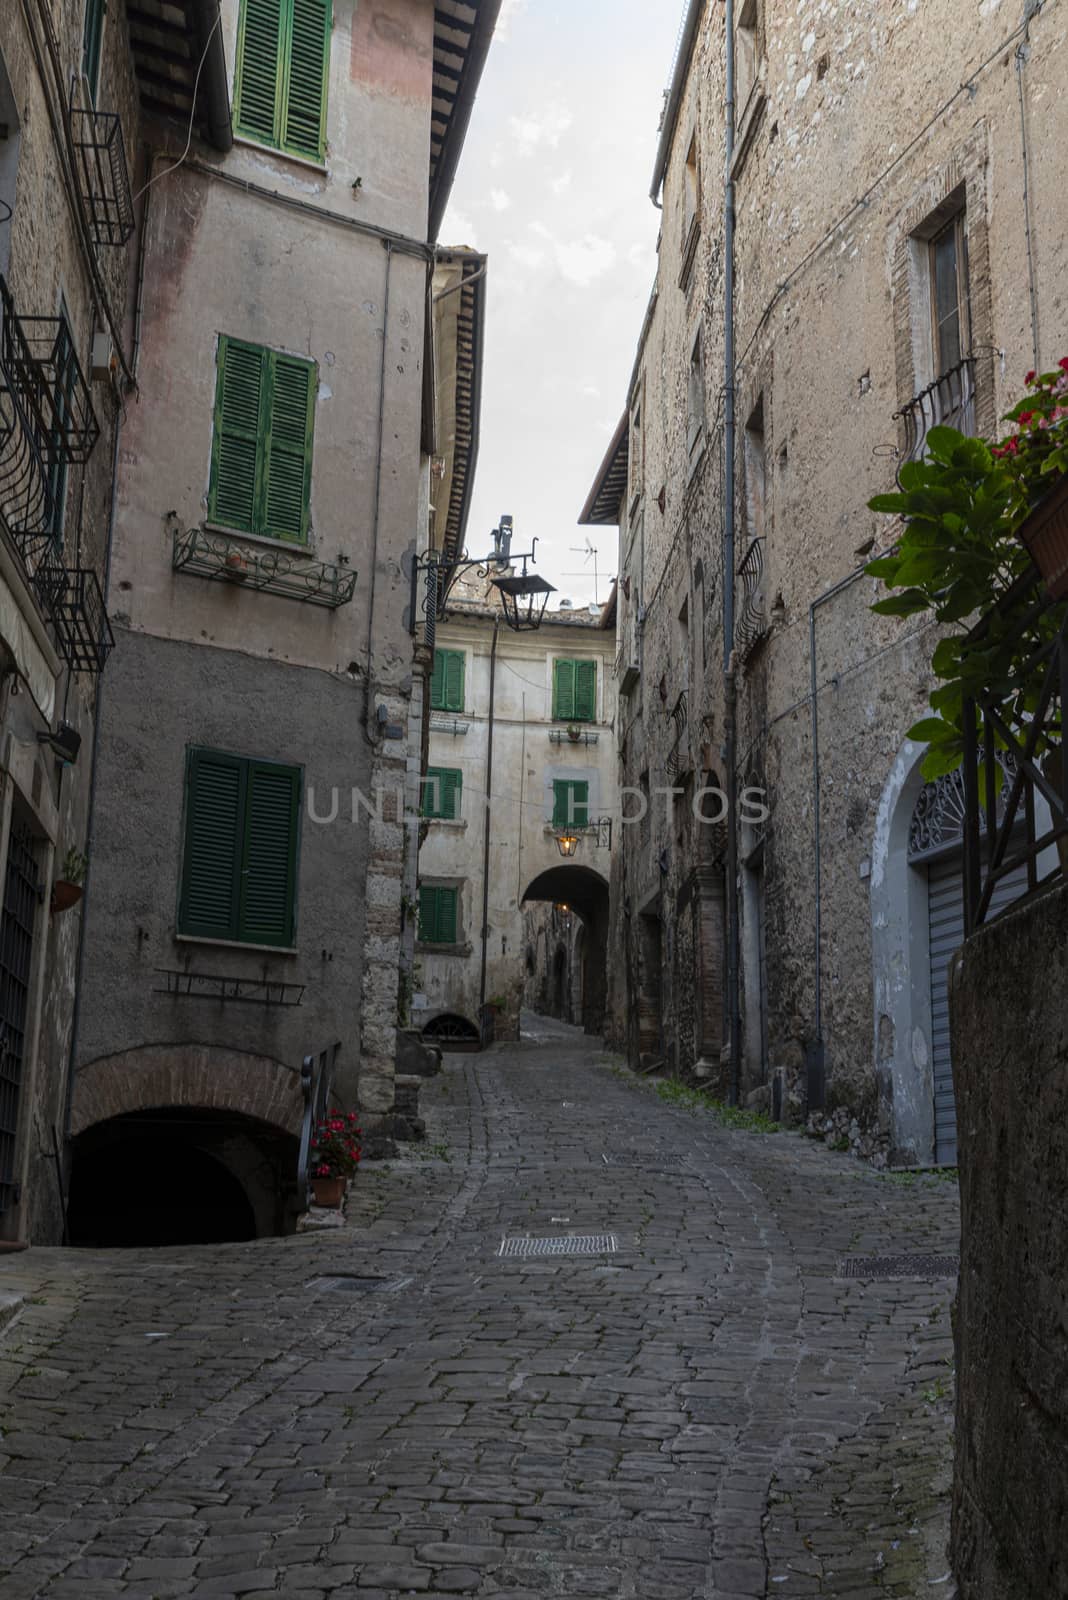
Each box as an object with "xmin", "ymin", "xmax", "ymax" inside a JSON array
[{"xmin": 898, "ymin": 205, "xmax": 975, "ymax": 480}]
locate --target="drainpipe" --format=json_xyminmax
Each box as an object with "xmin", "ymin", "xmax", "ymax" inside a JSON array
[
  {"xmin": 191, "ymin": 0, "xmax": 233, "ymax": 154},
  {"xmin": 478, "ymin": 616, "xmax": 500, "ymax": 1044},
  {"xmin": 807, "ymin": 563, "xmax": 867, "ymax": 1109},
  {"xmin": 364, "ymin": 241, "xmax": 394, "ymax": 741},
  {"xmin": 723, "ymin": 0, "xmax": 742, "ymax": 1106}
]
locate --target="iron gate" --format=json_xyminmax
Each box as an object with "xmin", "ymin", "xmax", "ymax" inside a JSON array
[{"xmin": 0, "ymin": 817, "xmax": 40, "ymax": 1214}]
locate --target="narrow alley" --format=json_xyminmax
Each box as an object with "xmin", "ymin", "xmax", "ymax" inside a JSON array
[{"xmin": 0, "ymin": 1023, "xmax": 958, "ymax": 1600}]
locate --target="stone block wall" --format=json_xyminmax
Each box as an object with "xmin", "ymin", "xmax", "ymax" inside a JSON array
[{"xmin": 949, "ymin": 884, "xmax": 1068, "ymax": 1599}]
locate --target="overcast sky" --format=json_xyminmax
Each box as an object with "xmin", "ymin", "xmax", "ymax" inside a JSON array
[{"xmin": 440, "ymin": 0, "xmax": 685, "ymax": 607}]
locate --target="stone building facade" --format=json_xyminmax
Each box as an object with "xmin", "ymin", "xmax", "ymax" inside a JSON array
[
  {"xmin": 0, "ymin": 0, "xmax": 145, "ymax": 1245},
  {"xmin": 585, "ymin": 0, "xmax": 1067, "ymax": 1163},
  {"xmin": 0, "ymin": 0, "xmax": 502, "ymax": 1242},
  {"xmin": 415, "ymin": 598, "xmax": 617, "ymax": 1045}
]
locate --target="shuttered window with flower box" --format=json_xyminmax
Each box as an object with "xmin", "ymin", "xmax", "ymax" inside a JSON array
[{"xmin": 209, "ymin": 336, "xmax": 316, "ymax": 546}]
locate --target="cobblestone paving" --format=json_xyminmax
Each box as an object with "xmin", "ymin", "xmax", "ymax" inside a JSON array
[{"xmin": 0, "ymin": 1019, "xmax": 960, "ymax": 1599}]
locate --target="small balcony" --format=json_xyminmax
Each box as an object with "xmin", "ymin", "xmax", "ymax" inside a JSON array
[
  {"xmin": 736, "ymin": 537, "xmax": 767, "ymax": 662},
  {"xmin": 173, "ymin": 526, "xmax": 358, "ymax": 608},
  {"xmin": 895, "ymin": 354, "xmax": 976, "ymax": 484},
  {"xmin": 71, "ymin": 108, "xmax": 136, "ymax": 248}
]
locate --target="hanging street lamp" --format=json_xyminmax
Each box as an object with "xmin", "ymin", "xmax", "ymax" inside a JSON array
[{"xmin": 411, "ymin": 516, "xmax": 556, "ymax": 646}]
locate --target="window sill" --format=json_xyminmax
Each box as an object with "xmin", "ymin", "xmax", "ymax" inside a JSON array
[
  {"xmin": 422, "ymin": 817, "xmax": 468, "ymax": 829},
  {"xmin": 203, "ymin": 523, "xmax": 314, "ymax": 557},
  {"xmin": 174, "ymin": 933, "xmax": 299, "ymax": 957},
  {"xmin": 416, "ymin": 941, "xmax": 472, "ymax": 957},
  {"xmin": 233, "ymin": 134, "xmax": 329, "ymax": 178}
]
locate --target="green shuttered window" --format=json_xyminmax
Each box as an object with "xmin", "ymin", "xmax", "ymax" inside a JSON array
[
  {"xmin": 421, "ymin": 768, "xmax": 462, "ymax": 821},
  {"xmin": 552, "ymin": 780, "xmax": 589, "ymax": 829},
  {"xmin": 82, "ymin": 0, "xmax": 106, "ymax": 101},
  {"xmin": 179, "ymin": 748, "xmax": 301, "ymax": 947},
  {"xmin": 430, "ymin": 649, "xmax": 465, "ymax": 712},
  {"xmin": 552, "ymin": 659, "xmax": 597, "ymax": 722},
  {"xmin": 419, "ymin": 886, "xmax": 459, "ymax": 945},
  {"xmin": 209, "ymin": 336, "xmax": 316, "ymax": 545},
  {"xmin": 235, "ymin": 0, "xmax": 331, "ymax": 161}
]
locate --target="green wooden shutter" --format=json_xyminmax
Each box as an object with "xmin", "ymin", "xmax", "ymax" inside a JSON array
[
  {"xmin": 235, "ymin": 0, "xmax": 285, "ymax": 146},
  {"xmin": 419, "ymin": 885, "xmax": 438, "ymax": 942},
  {"xmin": 553, "ymin": 780, "xmax": 589, "ymax": 828},
  {"xmin": 282, "ymin": 0, "xmax": 331, "ymax": 159},
  {"xmin": 437, "ymin": 888, "xmax": 457, "ymax": 944},
  {"xmin": 429, "ymin": 651, "xmax": 445, "ymax": 710},
  {"xmin": 238, "ymin": 761, "xmax": 301, "ymax": 945},
  {"xmin": 443, "ymin": 650, "xmax": 465, "ymax": 712},
  {"xmin": 263, "ymin": 353, "xmax": 315, "ymax": 543},
  {"xmin": 574, "ymin": 661, "xmax": 597, "ymax": 722},
  {"xmin": 442, "ymin": 770, "xmax": 462, "ymax": 821},
  {"xmin": 82, "ymin": 0, "xmax": 106, "ymax": 101},
  {"xmin": 210, "ymin": 337, "xmax": 266, "ymax": 534},
  {"xmin": 422, "ymin": 768, "xmax": 461, "ymax": 820},
  {"xmin": 179, "ymin": 750, "xmax": 245, "ymax": 939},
  {"xmin": 553, "ymin": 660, "xmax": 576, "ymax": 720}
]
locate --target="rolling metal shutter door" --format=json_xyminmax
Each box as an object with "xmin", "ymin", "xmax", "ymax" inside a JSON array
[{"xmin": 928, "ymin": 853, "xmax": 1029, "ymax": 1165}]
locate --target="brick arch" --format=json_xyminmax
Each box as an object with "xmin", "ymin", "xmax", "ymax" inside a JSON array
[{"xmin": 70, "ymin": 1045, "xmax": 305, "ymax": 1138}]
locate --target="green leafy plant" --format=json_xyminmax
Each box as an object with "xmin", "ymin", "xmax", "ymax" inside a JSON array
[
  {"xmin": 310, "ymin": 1111, "xmax": 362, "ymax": 1179},
  {"xmin": 866, "ymin": 361, "xmax": 1068, "ymax": 781},
  {"xmin": 60, "ymin": 847, "xmax": 88, "ymax": 885}
]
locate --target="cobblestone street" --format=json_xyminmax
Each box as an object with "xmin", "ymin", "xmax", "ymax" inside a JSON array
[{"xmin": 0, "ymin": 1022, "xmax": 960, "ymax": 1599}]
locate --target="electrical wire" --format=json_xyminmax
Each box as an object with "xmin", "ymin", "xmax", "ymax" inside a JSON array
[{"xmin": 130, "ymin": 12, "xmax": 221, "ymax": 205}]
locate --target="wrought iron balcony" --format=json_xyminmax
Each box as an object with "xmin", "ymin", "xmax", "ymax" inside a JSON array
[
  {"xmin": 737, "ymin": 536, "xmax": 767, "ymax": 661},
  {"xmin": 71, "ymin": 108, "xmax": 136, "ymax": 247},
  {"xmin": 173, "ymin": 526, "xmax": 358, "ymax": 607},
  {"xmin": 0, "ymin": 277, "xmax": 111, "ymax": 674},
  {"xmin": 895, "ymin": 354, "xmax": 976, "ymax": 483}
]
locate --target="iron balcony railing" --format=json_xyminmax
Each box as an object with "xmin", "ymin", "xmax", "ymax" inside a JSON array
[
  {"xmin": 0, "ymin": 276, "xmax": 110, "ymax": 674},
  {"xmin": 895, "ymin": 354, "xmax": 976, "ymax": 484},
  {"xmin": 737, "ymin": 536, "xmax": 767, "ymax": 661},
  {"xmin": 961, "ymin": 567, "xmax": 1068, "ymax": 934},
  {"xmin": 173, "ymin": 526, "xmax": 358, "ymax": 607},
  {"xmin": 297, "ymin": 1041, "xmax": 340, "ymax": 1210},
  {"xmin": 71, "ymin": 108, "xmax": 136, "ymax": 248}
]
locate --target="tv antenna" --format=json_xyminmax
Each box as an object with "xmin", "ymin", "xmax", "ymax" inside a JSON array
[{"xmin": 564, "ymin": 536, "xmax": 600, "ymax": 603}]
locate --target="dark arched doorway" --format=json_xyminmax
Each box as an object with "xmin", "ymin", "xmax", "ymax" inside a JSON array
[
  {"xmin": 522, "ymin": 865, "xmax": 610, "ymax": 1034},
  {"xmin": 67, "ymin": 1108, "xmax": 296, "ymax": 1246},
  {"xmin": 421, "ymin": 1012, "xmax": 481, "ymax": 1051}
]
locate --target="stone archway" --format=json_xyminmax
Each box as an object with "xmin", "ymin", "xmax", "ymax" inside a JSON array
[
  {"xmin": 70, "ymin": 1043, "xmax": 305, "ymax": 1139},
  {"xmin": 521, "ymin": 864, "xmax": 609, "ymax": 1034}
]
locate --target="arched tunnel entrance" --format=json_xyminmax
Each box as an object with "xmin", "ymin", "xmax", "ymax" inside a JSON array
[
  {"xmin": 522, "ymin": 865, "xmax": 610, "ymax": 1035},
  {"xmin": 67, "ymin": 1109, "xmax": 299, "ymax": 1247}
]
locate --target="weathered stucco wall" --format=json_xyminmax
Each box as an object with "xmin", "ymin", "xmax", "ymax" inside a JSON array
[
  {"xmin": 949, "ymin": 883, "xmax": 1068, "ymax": 1600},
  {"xmin": 604, "ymin": 0, "xmax": 1068, "ymax": 1155}
]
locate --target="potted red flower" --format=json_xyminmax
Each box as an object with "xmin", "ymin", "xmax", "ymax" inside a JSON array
[
  {"xmin": 997, "ymin": 359, "xmax": 1068, "ymax": 598},
  {"xmin": 309, "ymin": 1111, "xmax": 362, "ymax": 1208}
]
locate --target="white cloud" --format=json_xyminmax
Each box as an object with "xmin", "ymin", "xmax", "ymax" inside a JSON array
[
  {"xmin": 508, "ymin": 101, "xmax": 574, "ymax": 155},
  {"xmin": 441, "ymin": 207, "xmax": 480, "ymax": 248},
  {"xmin": 507, "ymin": 241, "xmax": 548, "ymax": 272},
  {"xmin": 495, "ymin": 0, "xmax": 528, "ymax": 40},
  {"xmin": 550, "ymin": 170, "xmax": 573, "ymax": 195},
  {"xmin": 490, "ymin": 189, "xmax": 512, "ymax": 212},
  {"xmin": 554, "ymin": 233, "xmax": 616, "ymax": 288}
]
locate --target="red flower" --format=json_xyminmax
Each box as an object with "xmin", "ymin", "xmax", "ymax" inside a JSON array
[
  {"xmin": 1026, "ymin": 370, "xmax": 1036, "ymax": 384},
  {"xmin": 1018, "ymin": 410, "xmax": 1035, "ymax": 425}
]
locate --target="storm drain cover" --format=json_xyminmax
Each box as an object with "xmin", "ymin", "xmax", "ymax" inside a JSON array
[
  {"xmin": 498, "ymin": 1235, "xmax": 617, "ymax": 1258},
  {"xmin": 305, "ymin": 1275, "xmax": 412, "ymax": 1294},
  {"xmin": 837, "ymin": 1254, "xmax": 959, "ymax": 1280}
]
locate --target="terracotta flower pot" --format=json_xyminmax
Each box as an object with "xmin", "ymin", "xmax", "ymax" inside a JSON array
[
  {"xmin": 50, "ymin": 880, "xmax": 83, "ymax": 914},
  {"xmin": 1016, "ymin": 474, "xmax": 1068, "ymax": 599},
  {"xmin": 310, "ymin": 1175, "xmax": 345, "ymax": 1208},
  {"xmin": 224, "ymin": 551, "xmax": 249, "ymax": 581}
]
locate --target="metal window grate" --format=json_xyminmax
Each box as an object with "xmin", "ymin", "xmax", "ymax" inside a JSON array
[
  {"xmin": 70, "ymin": 108, "xmax": 135, "ymax": 247},
  {"xmin": 838, "ymin": 1253, "xmax": 959, "ymax": 1280},
  {"xmin": 499, "ymin": 1235, "xmax": 617, "ymax": 1258}
]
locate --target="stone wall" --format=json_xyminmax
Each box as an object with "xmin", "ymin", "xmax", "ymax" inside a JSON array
[{"xmin": 949, "ymin": 883, "xmax": 1068, "ymax": 1600}]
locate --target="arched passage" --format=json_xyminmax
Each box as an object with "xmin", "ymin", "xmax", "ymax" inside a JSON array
[
  {"xmin": 67, "ymin": 1107, "xmax": 298, "ymax": 1246},
  {"xmin": 522, "ymin": 865, "xmax": 609, "ymax": 1034}
]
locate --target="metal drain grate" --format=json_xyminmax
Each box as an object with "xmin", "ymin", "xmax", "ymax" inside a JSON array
[
  {"xmin": 305, "ymin": 1274, "xmax": 412, "ymax": 1294},
  {"xmin": 499, "ymin": 1235, "xmax": 617, "ymax": 1258},
  {"xmin": 838, "ymin": 1254, "xmax": 959, "ymax": 1280}
]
